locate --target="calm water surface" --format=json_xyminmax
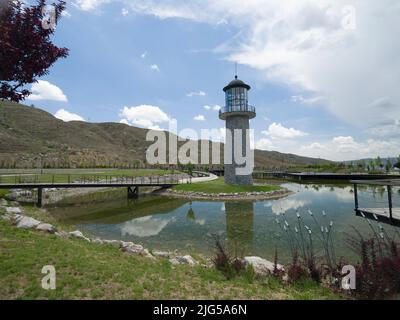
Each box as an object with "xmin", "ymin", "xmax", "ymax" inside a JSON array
[{"xmin": 47, "ymin": 182, "xmax": 400, "ymax": 263}]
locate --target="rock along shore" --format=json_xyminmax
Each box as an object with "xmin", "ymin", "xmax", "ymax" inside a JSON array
[
  {"xmin": 0, "ymin": 198, "xmax": 285, "ymax": 277},
  {"xmin": 160, "ymin": 187, "xmax": 294, "ymax": 201}
]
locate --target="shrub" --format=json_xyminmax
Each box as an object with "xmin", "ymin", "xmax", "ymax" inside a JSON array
[
  {"xmin": 211, "ymin": 236, "xmax": 245, "ymax": 279},
  {"xmin": 346, "ymin": 232, "xmax": 400, "ymax": 299}
]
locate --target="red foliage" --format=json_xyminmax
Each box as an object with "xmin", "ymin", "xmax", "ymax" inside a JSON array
[{"xmin": 0, "ymin": 0, "xmax": 69, "ymax": 101}]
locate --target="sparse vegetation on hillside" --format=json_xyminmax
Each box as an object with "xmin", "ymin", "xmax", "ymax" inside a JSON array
[{"xmin": 0, "ymin": 102, "xmax": 332, "ymax": 169}]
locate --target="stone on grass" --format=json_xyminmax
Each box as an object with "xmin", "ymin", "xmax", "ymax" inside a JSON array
[
  {"xmin": 175, "ymin": 255, "xmax": 198, "ymax": 265},
  {"xmin": 153, "ymin": 250, "xmax": 170, "ymax": 258},
  {"xmin": 103, "ymin": 239, "xmax": 121, "ymax": 247},
  {"xmin": 0, "ymin": 199, "xmax": 8, "ymax": 206},
  {"xmin": 6, "ymin": 207, "xmax": 22, "ymax": 214},
  {"xmin": 142, "ymin": 249, "xmax": 156, "ymax": 260},
  {"xmin": 0, "ymin": 214, "xmax": 13, "ymax": 221},
  {"xmin": 122, "ymin": 243, "xmax": 144, "ymax": 254},
  {"xmin": 243, "ymin": 256, "xmax": 284, "ymax": 276},
  {"xmin": 69, "ymin": 230, "xmax": 91, "ymax": 242},
  {"xmin": 120, "ymin": 241, "xmax": 134, "ymax": 249},
  {"xmin": 92, "ymin": 238, "xmax": 104, "ymax": 244},
  {"xmin": 55, "ymin": 231, "xmax": 70, "ymax": 238},
  {"xmin": 169, "ymin": 258, "xmax": 180, "ymax": 265},
  {"xmin": 36, "ymin": 223, "xmax": 56, "ymax": 234},
  {"xmin": 16, "ymin": 216, "xmax": 41, "ymax": 229}
]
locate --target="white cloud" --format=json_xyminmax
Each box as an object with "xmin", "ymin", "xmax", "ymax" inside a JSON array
[
  {"xmin": 54, "ymin": 109, "xmax": 85, "ymax": 122},
  {"xmin": 119, "ymin": 104, "xmax": 170, "ymax": 130},
  {"xmin": 291, "ymin": 95, "xmax": 325, "ymax": 105},
  {"xmin": 61, "ymin": 10, "xmax": 71, "ymax": 18},
  {"xmin": 140, "ymin": 51, "xmax": 147, "ymax": 59},
  {"xmin": 187, "ymin": 90, "xmax": 206, "ymax": 97},
  {"xmin": 301, "ymin": 142, "xmax": 328, "ymax": 151},
  {"xmin": 121, "ymin": 8, "xmax": 129, "ymax": 16},
  {"xmin": 27, "ymin": 80, "xmax": 67, "ymax": 102},
  {"xmin": 298, "ymin": 136, "xmax": 400, "ymax": 161},
  {"xmin": 263, "ymin": 122, "xmax": 307, "ymax": 139},
  {"xmin": 255, "ymin": 138, "xmax": 274, "ymax": 150},
  {"xmin": 72, "ymin": 1, "xmax": 400, "ymax": 160},
  {"xmin": 73, "ymin": 0, "xmax": 112, "ymax": 11},
  {"xmin": 150, "ymin": 64, "xmax": 160, "ymax": 71},
  {"xmin": 203, "ymin": 105, "xmax": 211, "ymax": 110},
  {"xmin": 212, "ymin": 105, "xmax": 221, "ymax": 111},
  {"xmin": 72, "ymin": 1, "xmax": 400, "ymax": 135},
  {"xmin": 193, "ymin": 114, "xmax": 206, "ymax": 121}
]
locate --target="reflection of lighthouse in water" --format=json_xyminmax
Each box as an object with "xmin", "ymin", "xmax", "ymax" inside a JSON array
[{"xmin": 224, "ymin": 201, "xmax": 254, "ymax": 255}]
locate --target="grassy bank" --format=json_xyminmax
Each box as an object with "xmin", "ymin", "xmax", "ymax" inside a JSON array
[
  {"xmin": 174, "ymin": 177, "xmax": 281, "ymax": 194},
  {"xmin": 0, "ymin": 219, "xmax": 342, "ymax": 300}
]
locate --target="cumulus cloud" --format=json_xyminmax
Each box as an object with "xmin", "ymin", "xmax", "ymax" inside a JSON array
[
  {"xmin": 27, "ymin": 80, "xmax": 67, "ymax": 102},
  {"xmin": 150, "ymin": 64, "xmax": 160, "ymax": 71},
  {"xmin": 54, "ymin": 109, "xmax": 85, "ymax": 122},
  {"xmin": 193, "ymin": 114, "xmax": 205, "ymax": 121},
  {"xmin": 72, "ymin": 1, "xmax": 400, "ymax": 133},
  {"xmin": 187, "ymin": 90, "xmax": 206, "ymax": 97},
  {"xmin": 291, "ymin": 95, "xmax": 325, "ymax": 105},
  {"xmin": 73, "ymin": 0, "xmax": 400, "ymax": 159},
  {"xmin": 263, "ymin": 122, "xmax": 307, "ymax": 139},
  {"xmin": 203, "ymin": 105, "xmax": 211, "ymax": 110},
  {"xmin": 119, "ymin": 104, "xmax": 170, "ymax": 130},
  {"xmin": 255, "ymin": 138, "xmax": 274, "ymax": 150},
  {"xmin": 299, "ymin": 136, "xmax": 400, "ymax": 161}
]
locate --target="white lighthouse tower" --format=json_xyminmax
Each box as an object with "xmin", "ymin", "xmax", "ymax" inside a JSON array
[{"xmin": 219, "ymin": 74, "xmax": 256, "ymax": 185}]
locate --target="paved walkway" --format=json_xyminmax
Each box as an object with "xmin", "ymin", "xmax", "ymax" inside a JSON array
[{"xmin": 179, "ymin": 173, "xmax": 219, "ymax": 184}]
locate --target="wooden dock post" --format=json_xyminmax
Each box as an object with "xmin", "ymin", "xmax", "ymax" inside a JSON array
[
  {"xmin": 127, "ymin": 186, "xmax": 139, "ymax": 198},
  {"xmin": 388, "ymin": 185, "xmax": 393, "ymax": 221},
  {"xmin": 37, "ymin": 187, "xmax": 43, "ymax": 207},
  {"xmin": 353, "ymin": 183, "xmax": 358, "ymax": 211}
]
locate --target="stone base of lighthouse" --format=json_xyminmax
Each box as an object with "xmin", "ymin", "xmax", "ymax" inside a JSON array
[{"xmin": 224, "ymin": 115, "xmax": 253, "ymax": 185}]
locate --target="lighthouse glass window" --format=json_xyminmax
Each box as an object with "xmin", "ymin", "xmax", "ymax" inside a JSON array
[{"xmin": 226, "ymin": 88, "xmax": 247, "ymax": 112}]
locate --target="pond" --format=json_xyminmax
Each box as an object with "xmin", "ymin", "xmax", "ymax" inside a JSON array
[{"xmin": 46, "ymin": 182, "xmax": 400, "ymax": 264}]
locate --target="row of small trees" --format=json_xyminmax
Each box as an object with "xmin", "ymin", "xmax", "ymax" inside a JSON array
[{"xmin": 305, "ymin": 155, "xmax": 400, "ymax": 173}]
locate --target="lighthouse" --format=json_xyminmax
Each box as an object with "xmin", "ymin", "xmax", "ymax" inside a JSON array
[{"xmin": 219, "ymin": 75, "xmax": 256, "ymax": 185}]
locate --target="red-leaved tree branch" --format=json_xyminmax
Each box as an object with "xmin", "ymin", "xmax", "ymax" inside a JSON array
[{"xmin": 0, "ymin": 0, "xmax": 69, "ymax": 102}]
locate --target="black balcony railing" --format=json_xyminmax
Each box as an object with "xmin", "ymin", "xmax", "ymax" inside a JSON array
[{"xmin": 219, "ymin": 105, "xmax": 256, "ymax": 115}]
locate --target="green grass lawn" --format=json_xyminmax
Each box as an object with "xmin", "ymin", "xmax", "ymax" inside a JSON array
[
  {"xmin": 0, "ymin": 169, "xmax": 179, "ymax": 184},
  {"xmin": 0, "ymin": 220, "xmax": 342, "ymax": 300},
  {"xmin": 174, "ymin": 177, "xmax": 281, "ymax": 194}
]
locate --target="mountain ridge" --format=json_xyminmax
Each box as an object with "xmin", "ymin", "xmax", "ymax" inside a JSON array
[{"xmin": 0, "ymin": 101, "xmax": 332, "ymax": 169}]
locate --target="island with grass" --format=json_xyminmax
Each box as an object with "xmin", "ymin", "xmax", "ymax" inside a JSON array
[{"xmin": 164, "ymin": 177, "xmax": 292, "ymax": 200}]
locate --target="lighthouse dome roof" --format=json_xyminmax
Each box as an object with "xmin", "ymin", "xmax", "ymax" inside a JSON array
[{"xmin": 223, "ymin": 77, "xmax": 251, "ymax": 92}]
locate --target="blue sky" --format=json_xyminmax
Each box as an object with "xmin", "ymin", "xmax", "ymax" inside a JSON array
[{"xmin": 25, "ymin": 0, "xmax": 400, "ymax": 161}]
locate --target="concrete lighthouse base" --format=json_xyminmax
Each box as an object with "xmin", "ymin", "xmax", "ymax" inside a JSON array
[{"xmin": 224, "ymin": 115, "xmax": 253, "ymax": 185}]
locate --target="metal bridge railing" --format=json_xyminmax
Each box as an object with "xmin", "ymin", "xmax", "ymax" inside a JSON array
[{"xmin": 0, "ymin": 173, "xmax": 191, "ymax": 186}]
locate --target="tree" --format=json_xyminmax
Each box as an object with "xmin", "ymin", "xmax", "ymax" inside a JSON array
[
  {"xmin": 0, "ymin": 0, "xmax": 68, "ymax": 102},
  {"xmin": 186, "ymin": 162, "xmax": 194, "ymax": 176},
  {"xmin": 385, "ymin": 161, "xmax": 391, "ymax": 173},
  {"xmin": 376, "ymin": 156, "xmax": 383, "ymax": 169},
  {"xmin": 394, "ymin": 155, "xmax": 400, "ymax": 169}
]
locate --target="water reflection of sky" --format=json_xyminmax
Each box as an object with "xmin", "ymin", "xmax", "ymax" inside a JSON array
[{"xmin": 51, "ymin": 183, "xmax": 400, "ymax": 263}]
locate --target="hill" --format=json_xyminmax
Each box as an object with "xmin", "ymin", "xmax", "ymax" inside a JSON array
[{"xmin": 0, "ymin": 101, "xmax": 331, "ymax": 169}]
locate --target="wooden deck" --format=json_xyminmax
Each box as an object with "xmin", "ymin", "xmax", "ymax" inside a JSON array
[{"xmin": 356, "ymin": 207, "xmax": 400, "ymax": 226}]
